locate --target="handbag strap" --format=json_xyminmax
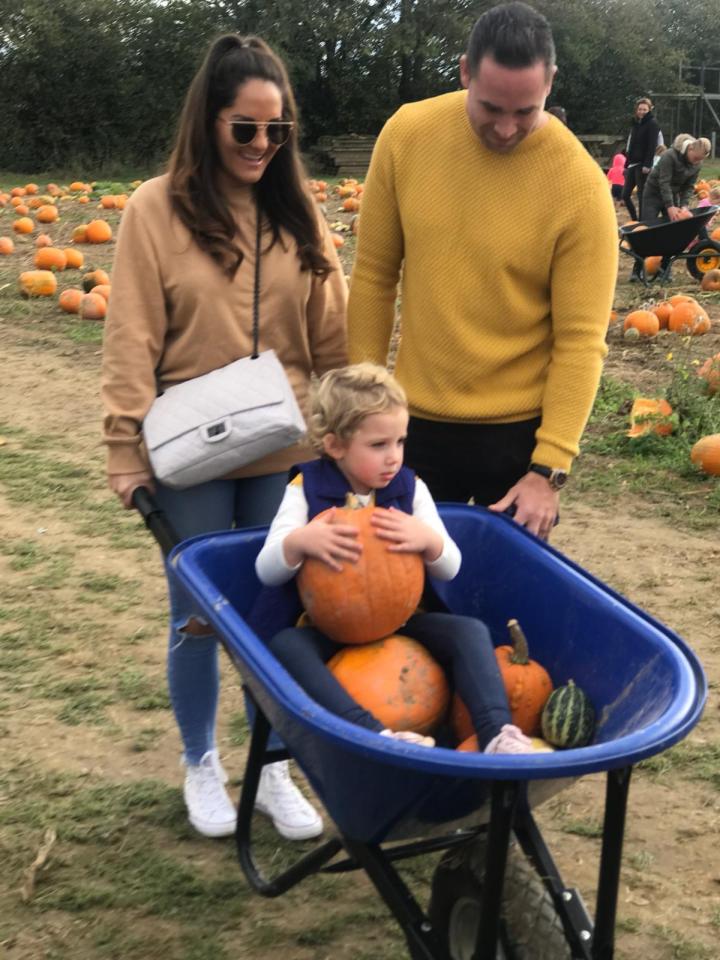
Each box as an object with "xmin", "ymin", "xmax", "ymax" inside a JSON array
[{"xmin": 251, "ymin": 203, "xmax": 261, "ymax": 359}]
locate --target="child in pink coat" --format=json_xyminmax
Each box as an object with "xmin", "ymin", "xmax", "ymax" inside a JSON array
[{"xmin": 607, "ymin": 153, "xmax": 626, "ymax": 202}]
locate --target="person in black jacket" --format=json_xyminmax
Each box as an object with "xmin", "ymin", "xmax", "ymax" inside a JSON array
[{"xmin": 622, "ymin": 97, "xmax": 660, "ymax": 220}]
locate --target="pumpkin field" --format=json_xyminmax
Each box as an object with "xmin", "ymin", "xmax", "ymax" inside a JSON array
[{"xmin": 1, "ymin": 168, "xmax": 720, "ymax": 960}]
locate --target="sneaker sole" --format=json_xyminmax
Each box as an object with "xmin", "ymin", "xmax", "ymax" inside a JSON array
[
  {"xmin": 254, "ymin": 802, "xmax": 324, "ymax": 841},
  {"xmin": 188, "ymin": 814, "xmax": 236, "ymax": 838}
]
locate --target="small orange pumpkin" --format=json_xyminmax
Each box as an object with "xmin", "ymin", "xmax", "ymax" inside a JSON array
[
  {"xmin": 698, "ymin": 353, "xmax": 720, "ymax": 395},
  {"xmin": 701, "ymin": 268, "xmax": 720, "ymax": 292},
  {"xmin": 627, "ymin": 398, "xmax": 673, "ymax": 438},
  {"xmin": 36, "ymin": 204, "xmax": 59, "ymax": 223},
  {"xmin": 623, "ymin": 309, "xmax": 659, "ymax": 338},
  {"xmin": 58, "ymin": 288, "xmax": 84, "ymax": 314},
  {"xmin": 90, "ymin": 283, "xmax": 111, "ymax": 301},
  {"xmin": 494, "ymin": 620, "xmax": 553, "ymax": 736},
  {"xmin": 328, "ymin": 635, "xmax": 450, "ymax": 734},
  {"xmin": 63, "ymin": 247, "xmax": 84, "ymax": 269},
  {"xmin": 297, "ymin": 492, "xmax": 424, "ymax": 646},
  {"xmin": 331, "ymin": 233, "xmax": 344, "ymax": 248},
  {"xmin": 690, "ymin": 435, "xmax": 720, "ymax": 476},
  {"xmin": 79, "ymin": 291, "xmax": 108, "ymax": 320},
  {"xmin": 35, "ymin": 233, "xmax": 53, "ymax": 248},
  {"xmin": 0, "ymin": 236, "xmax": 15, "ymax": 255},
  {"xmin": 86, "ymin": 219, "xmax": 112, "ymax": 244},
  {"xmin": 18, "ymin": 270, "xmax": 57, "ymax": 297},
  {"xmin": 72, "ymin": 224, "xmax": 89, "ymax": 244},
  {"xmin": 82, "ymin": 268, "xmax": 110, "ymax": 292},
  {"xmin": 12, "ymin": 217, "xmax": 34, "ymax": 235},
  {"xmin": 644, "ymin": 256, "xmax": 662, "ymax": 277}
]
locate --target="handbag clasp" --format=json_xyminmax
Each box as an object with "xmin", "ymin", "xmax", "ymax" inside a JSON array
[{"xmin": 202, "ymin": 419, "xmax": 232, "ymax": 443}]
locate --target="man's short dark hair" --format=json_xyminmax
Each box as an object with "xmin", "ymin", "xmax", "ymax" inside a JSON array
[{"xmin": 466, "ymin": 2, "xmax": 556, "ymax": 74}]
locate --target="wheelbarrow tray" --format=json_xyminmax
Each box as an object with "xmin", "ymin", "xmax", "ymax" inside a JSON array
[
  {"xmin": 619, "ymin": 205, "xmax": 718, "ymax": 257},
  {"xmin": 169, "ymin": 504, "xmax": 705, "ymax": 845}
]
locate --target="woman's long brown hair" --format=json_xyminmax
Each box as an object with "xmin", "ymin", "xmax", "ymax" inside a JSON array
[{"xmin": 167, "ymin": 35, "xmax": 333, "ymax": 280}]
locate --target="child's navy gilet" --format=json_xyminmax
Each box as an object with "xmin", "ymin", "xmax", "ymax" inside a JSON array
[{"xmin": 246, "ymin": 460, "xmax": 416, "ymax": 641}]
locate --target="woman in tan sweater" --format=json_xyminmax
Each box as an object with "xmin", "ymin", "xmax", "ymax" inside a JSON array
[{"xmin": 102, "ymin": 35, "xmax": 347, "ymax": 841}]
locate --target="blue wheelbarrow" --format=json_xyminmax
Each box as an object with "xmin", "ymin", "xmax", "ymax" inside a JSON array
[
  {"xmin": 619, "ymin": 205, "xmax": 720, "ymax": 284},
  {"xmin": 134, "ymin": 492, "xmax": 706, "ymax": 960}
]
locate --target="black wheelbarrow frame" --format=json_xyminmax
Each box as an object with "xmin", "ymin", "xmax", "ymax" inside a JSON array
[
  {"xmin": 619, "ymin": 205, "xmax": 720, "ymax": 285},
  {"xmin": 133, "ymin": 488, "xmax": 706, "ymax": 960}
]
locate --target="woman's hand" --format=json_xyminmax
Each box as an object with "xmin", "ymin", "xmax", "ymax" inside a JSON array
[
  {"xmin": 370, "ymin": 507, "xmax": 443, "ymax": 562},
  {"xmin": 109, "ymin": 471, "xmax": 154, "ymax": 509},
  {"xmin": 284, "ymin": 509, "xmax": 361, "ymax": 571}
]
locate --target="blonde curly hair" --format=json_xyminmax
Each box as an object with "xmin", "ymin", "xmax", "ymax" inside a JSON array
[{"xmin": 308, "ymin": 363, "xmax": 407, "ymax": 453}]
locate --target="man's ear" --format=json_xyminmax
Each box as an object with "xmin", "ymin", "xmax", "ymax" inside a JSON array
[
  {"xmin": 459, "ymin": 53, "xmax": 470, "ymax": 90},
  {"xmin": 545, "ymin": 63, "xmax": 558, "ymax": 97},
  {"xmin": 322, "ymin": 433, "xmax": 345, "ymax": 460}
]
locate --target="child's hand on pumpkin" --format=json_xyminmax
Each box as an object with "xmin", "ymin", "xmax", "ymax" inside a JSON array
[
  {"xmin": 370, "ymin": 507, "xmax": 443, "ymax": 562},
  {"xmin": 284, "ymin": 508, "xmax": 361, "ymax": 571}
]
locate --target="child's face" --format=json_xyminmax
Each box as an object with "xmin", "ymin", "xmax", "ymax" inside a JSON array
[{"xmin": 324, "ymin": 405, "xmax": 409, "ymax": 495}]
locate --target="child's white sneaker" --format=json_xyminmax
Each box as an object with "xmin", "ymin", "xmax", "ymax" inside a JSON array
[
  {"xmin": 380, "ymin": 728, "xmax": 435, "ymax": 748},
  {"xmin": 484, "ymin": 724, "xmax": 533, "ymax": 755},
  {"xmin": 254, "ymin": 761, "xmax": 323, "ymax": 841},
  {"xmin": 183, "ymin": 749, "xmax": 237, "ymax": 838}
]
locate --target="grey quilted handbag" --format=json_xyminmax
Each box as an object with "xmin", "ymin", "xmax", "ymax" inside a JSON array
[{"xmin": 142, "ymin": 207, "xmax": 306, "ymax": 490}]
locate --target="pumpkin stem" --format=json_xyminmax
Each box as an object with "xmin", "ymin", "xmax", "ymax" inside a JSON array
[
  {"xmin": 507, "ymin": 619, "xmax": 530, "ymax": 665},
  {"xmin": 344, "ymin": 491, "xmax": 375, "ymax": 509}
]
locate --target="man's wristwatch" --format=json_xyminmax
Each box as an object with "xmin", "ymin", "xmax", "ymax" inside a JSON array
[{"xmin": 528, "ymin": 463, "xmax": 568, "ymax": 491}]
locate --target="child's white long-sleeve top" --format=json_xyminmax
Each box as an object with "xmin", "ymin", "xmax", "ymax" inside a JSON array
[{"xmin": 255, "ymin": 477, "xmax": 462, "ymax": 586}]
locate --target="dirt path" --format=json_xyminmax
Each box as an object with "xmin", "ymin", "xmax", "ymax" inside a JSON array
[{"xmin": 1, "ymin": 315, "xmax": 719, "ymax": 960}]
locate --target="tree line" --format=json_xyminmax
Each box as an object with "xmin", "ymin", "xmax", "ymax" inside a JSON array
[{"xmin": 1, "ymin": 0, "xmax": 719, "ymax": 173}]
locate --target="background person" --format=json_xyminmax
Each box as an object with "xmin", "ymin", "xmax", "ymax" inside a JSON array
[
  {"xmin": 621, "ymin": 97, "xmax": 660, "ymax": 220},
  {"xmin": 256, "ymin": 363, "xmax": 532, "ymax": 755},
  {"xmin": 607, "ymin": 151, "xmax": 626, "ymax": 205},
  {"xmin": 347, "ymin": 1, "xmax": 617, "ymax": 540},
  {"xmin": 101, "ymin": 34, "xmax": 348, "ymax": 841}
]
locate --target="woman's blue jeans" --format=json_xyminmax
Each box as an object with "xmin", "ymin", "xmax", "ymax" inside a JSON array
[{"xmin": 154, "ymin": 473, "xmax": 288, "ymax": 764}]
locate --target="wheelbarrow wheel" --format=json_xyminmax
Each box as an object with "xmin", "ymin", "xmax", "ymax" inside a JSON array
[
  {"xmin": 686, "ymin": 239, "xmax": 720, "ymax": 279},
  {"xmin": 428, "ymin": 837, "xmax": 571, "ymax": 960}
]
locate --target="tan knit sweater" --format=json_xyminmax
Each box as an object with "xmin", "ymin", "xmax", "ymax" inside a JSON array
[
  {"xmin": 102, "ymin": 174, "xmax": 348, "ymax": 477},
  {"xmin": 347, "ymin": 93, "xmax": 619, "ymax": 471}
]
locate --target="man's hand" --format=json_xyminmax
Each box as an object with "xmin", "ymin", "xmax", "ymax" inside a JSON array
[
  {"xmin": 370, "ymin": 506, "xmax": 443, "ymax": 562},
  {"xmin": 109, "ymin": 471, "xmax": 154, "ymax": 509},
  {"xmin": 284, "ymin": 509, "xmax": 362, "ymax": 571},
  {"xmin": 667, "ymin": 205, "xmax": 682, "ymax": 222},
  {"xmin": 488, "ymin": 471, "xmax": 560, "ymax": 540}
]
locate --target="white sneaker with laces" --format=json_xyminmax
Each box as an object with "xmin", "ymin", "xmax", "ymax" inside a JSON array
[
  {"xmin": 380, "ymin": 728, "xmax": 435, "ymax": 748},
  {"xmin": 484, "ymin": 724, "xmax": 533, "ymax": 755},
  {"xmin": 254, "ymin": 760, "xmax": 323, "ymax": 841},
  {"xmin": 183, "ymin": 749, "xmax": 237, "ymax": 838}
]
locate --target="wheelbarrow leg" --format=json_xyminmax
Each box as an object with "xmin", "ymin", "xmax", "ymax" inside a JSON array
[
  {"xmin": 341, "ymin": 836, "xmax": 452, "ymax": 960},
  {"xmin": 592, "ymin": 765, "xmax": 632, "ymax": 960}
]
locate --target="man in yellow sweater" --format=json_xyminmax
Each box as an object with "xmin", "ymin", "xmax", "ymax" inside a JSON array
[{"xmin": 347, "ymin": 1, "xmax": 618, "ymax": 539}]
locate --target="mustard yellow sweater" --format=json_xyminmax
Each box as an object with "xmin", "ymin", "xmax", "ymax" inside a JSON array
[{"xmin": 347, "ymin": 93, "xmax": 618, "ymax": 471}]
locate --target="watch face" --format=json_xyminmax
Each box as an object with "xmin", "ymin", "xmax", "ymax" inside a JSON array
[{"xmin": 550, "ymin": 470, "xmax": 568, "ymax": 490}]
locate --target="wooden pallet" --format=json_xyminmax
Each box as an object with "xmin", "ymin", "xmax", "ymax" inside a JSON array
[{"xmin": 326, "ymin": 135, "xmax": 377, "ymax": 177}]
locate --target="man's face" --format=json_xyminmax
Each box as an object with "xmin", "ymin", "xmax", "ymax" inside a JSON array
[{"xmin": 460, "ymin": 53, "xmax": 555, "ymax": 154}]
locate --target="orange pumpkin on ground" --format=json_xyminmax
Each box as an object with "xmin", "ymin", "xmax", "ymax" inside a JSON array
[
  {"xmin": 342, "ymin": 197, "xmax": 361, "ymax": 212},
  {"xmin": 86, "ymin": 219, "xmax": 112, "ymax": 243},
  {"xmin": 627, "ymin": 398, "xmax": 674, "ymax": 438},
  {"xmin": 10, "ymin": 187, "xmax": 26, "ymax": 197},
  {"xmin": 494, "ymin": 619, "xmax": 553, "ymax": 736},
  {"xmin": 34, "ymin": 247, "xmax": 67, "ymax": 271},
  {"xmin": 644, "ymin": 256, "xmax": 662, "ymax": 276},
  {"xmin": 63, "ymin": 248, "xmax": 84, "ymax": 269},
  {"xmin": 72, "ymin": 224, "xmax": 89, "ymax": 244},
  {"xmin": 90, "ymin": 283, "xmax": 111, "ymax": 301},
  {"xmin": 701, "ymin": 269, "xmax": 720, "ymax": 292},
  {"xmin": 14, "ymin": 203, "xmax": 30, "ymax": 217},
  {"xmin": 331, "ymin": 233, "xmax": 344, "ymax": 248},
  {"xmin": 667, "ymin": 300, "xmax": 711, "ymax": 335},
  {"xmin": 690, "ymin": 435, "xmax": 720, "ymax": 476},
  {"xmin": 36, "ymin": 204, "xmax": 59, "ymax": 223},
  {"xmin": 58, "ymin": 288, "xmax": 84, "ymax": 314},
  {"xmin": 0, "ymin": 237, "xmax": 15, "ymax": 255},
  {"xmin": 328, "ymin": 635, "xmax": 450, "ymax": 734},
  {"xmin": 35, "ymin": 233, "xmax": 52, "ymax": 248},
  {"xmin": 651, "ymin": 301, "xmax": 673, "ymax": 329},
  {"xmin": 297, "ymin": 492, "xmax": 424, "ymax": 646},
  {"xmin": 82, "ymin": 268, "xmax": 110, "ymax": 292},
  {"xmin": 623, "ymin": 309, "xmax": 659, "ymax": 337},
  {"xmin": 79, "ymin": 292, "xmax": 107, "ymax": 320},
  {"xmin": 18, "ymin": 270, "xmax": 57, "ymax": 297},
  {"xmin": 13, "ymin": 217, "xmax": 34, "ymax": 235},
  {"xmin": 24, "ymin": 183, "xmax": 39, "ymax": 194},
  {"xmin": 698, "ymin": 354, "xmax": 720, "ymax": 395},
  {"xmin": 668, "ymin": 294, "xmax": 694, "ymax": 306},
  {"xmin": 99, "ymin": 195, "xmax": 117, "ymax": 209}
]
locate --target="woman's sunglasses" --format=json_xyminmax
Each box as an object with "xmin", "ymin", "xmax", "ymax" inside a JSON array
[{"xmin": 223, "ymin": 119, "xmax": 294, "ymax": 146}]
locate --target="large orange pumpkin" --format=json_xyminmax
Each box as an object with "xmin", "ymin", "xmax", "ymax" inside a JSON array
[
  {"xmin": 297, "ymin": 492, "xmax": 424, "ymax": 645},
  {"xmin": 690, "ymin": 435, "xmax": 720, "ymax": 476},
  {"xmin": 623, "ymin": 309, "xmax": 659, "ymax": 338},
  {"xmin": 494, "ymin": 619, "xmax": 553, "ymax": 736},
  {"xmin": 63, "ymin": 247, "xmax": 84, "ymax": 269},
  {"xmin": 328, "ymin": 635, "xmax": 449, "ymax": 734},
  {"xmin": 58, "ymin": 288, "xmax": 84, "ymax": 314},
  {"xmin": 626, "ymin": 398, "xmax": 673, "ymax": 438},
  {"xmin": 667, "ymin": 300, "xmax": 711, "ymax": 335},
  {"xmin": 86, "ymin": 219, "xmax": 113, "ymax": 244},
  {"xmin": 18, "ymin": 270, "xmax": 57, "ymax": 297},
  {"xmin": 36, "ymin": 204, "xmax": 59, "ymax": 224},
  {"xmin": 34, "ymin": 247, "xmax": 67, "ymax": 271}
]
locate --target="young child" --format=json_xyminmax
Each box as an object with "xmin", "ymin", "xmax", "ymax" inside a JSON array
[
  {"xmin": 255, "ymin": 363, "xmax": 532, "ymax": 754},
  {"xmin": 607, "ymin": 152, "xmax": 626, "ymax": 204}
]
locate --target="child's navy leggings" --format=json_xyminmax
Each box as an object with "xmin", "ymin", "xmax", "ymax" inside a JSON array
[{"xmin": 267, "ymin": 612, "xmax": 512, "ymax": 748}]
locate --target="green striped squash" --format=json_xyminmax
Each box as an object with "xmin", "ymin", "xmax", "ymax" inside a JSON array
[{"xmin": 540, "ymin": 680, "xmax": 595, "ymax": 748}]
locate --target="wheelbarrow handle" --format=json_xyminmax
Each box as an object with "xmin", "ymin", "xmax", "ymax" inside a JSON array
[{"xmin": 131, "ymin": 485, "xmax": 180, "ymax": 556}]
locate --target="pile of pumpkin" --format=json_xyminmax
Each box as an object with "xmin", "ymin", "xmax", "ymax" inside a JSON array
[
  {"xmin": 297, "ymin": 493, "xmax": 595, "ymax": 751},
  {"xmin": 622, "ymin": 294, "xmax": 711, "ymax": 339}
]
